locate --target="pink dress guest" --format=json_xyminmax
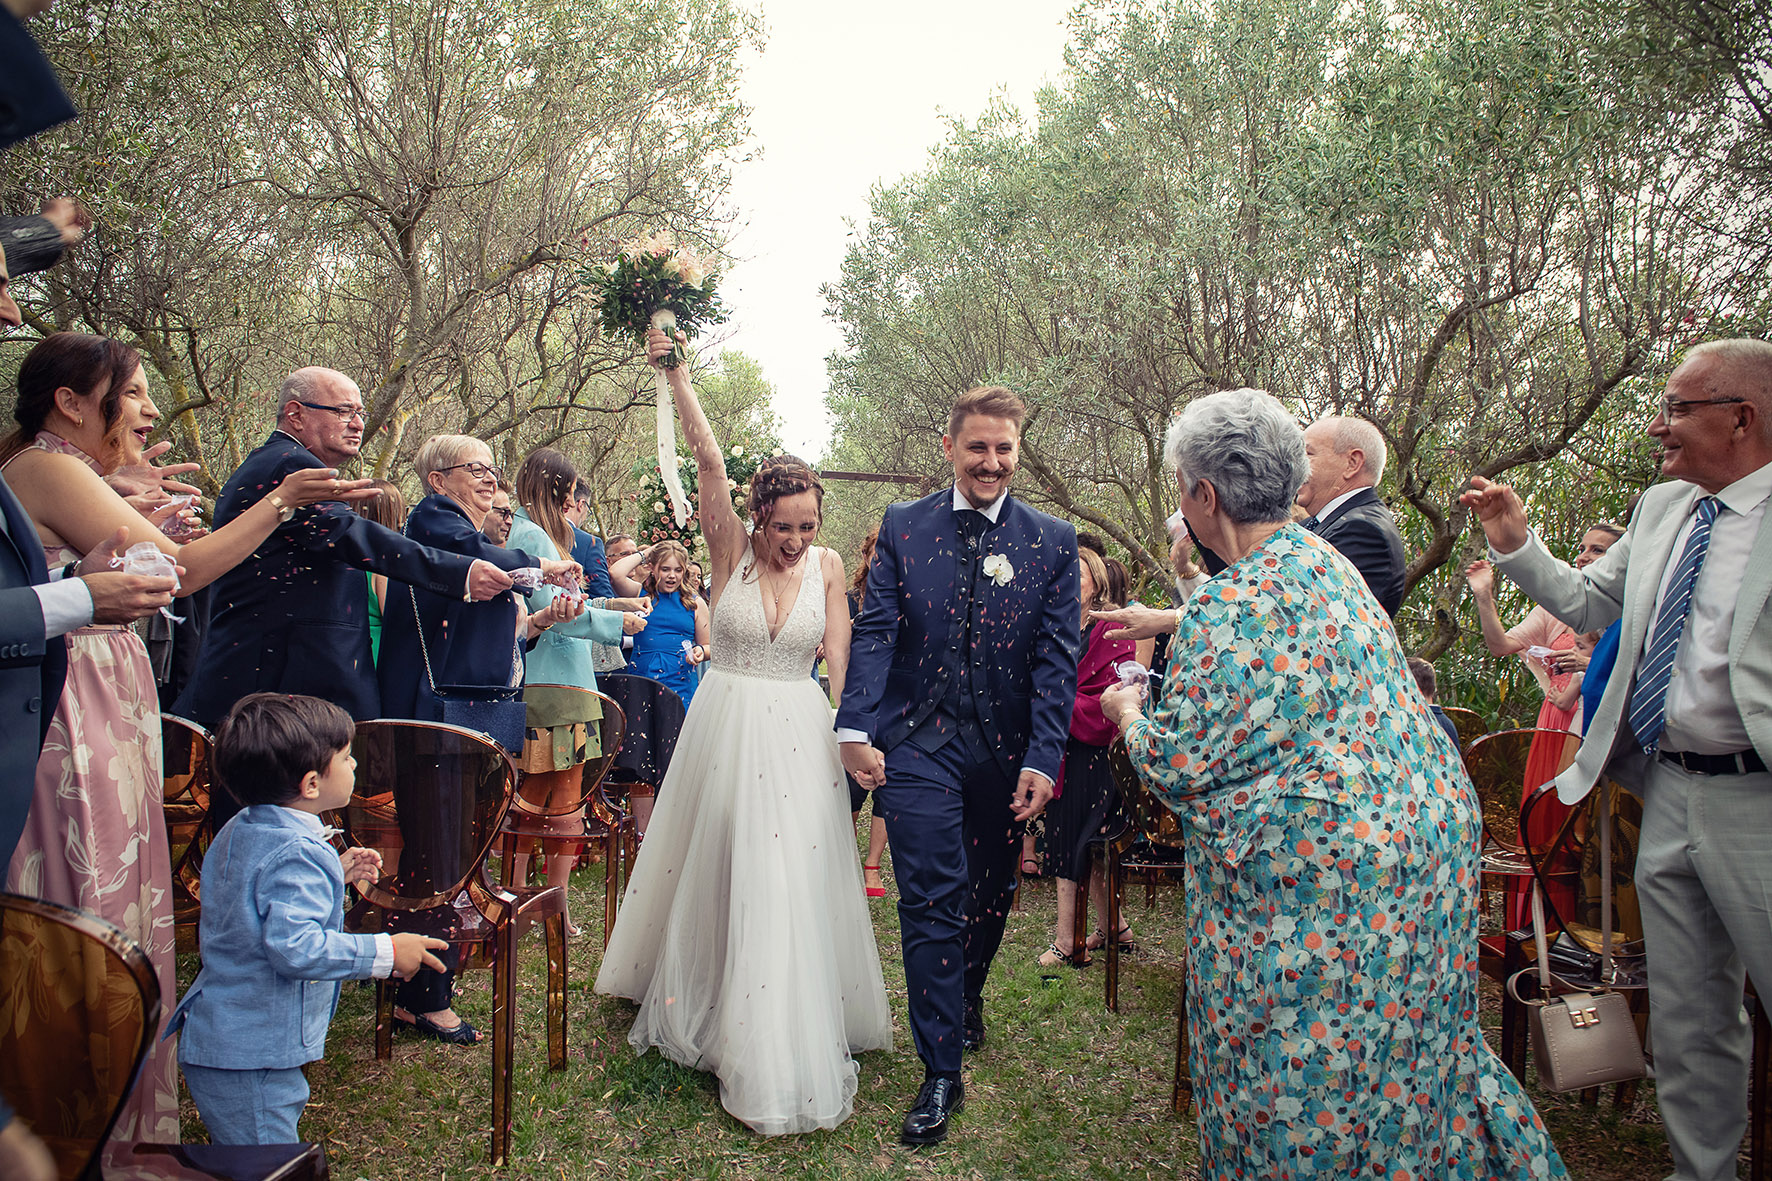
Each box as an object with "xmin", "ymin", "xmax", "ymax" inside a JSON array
[
  {"xmin": 3, "ymin": 432, "xmax": 179, "ymax": 1142},
  {"xmin": 1506, "ymin": 606, "xmax": 1579, "ymax": 928}
]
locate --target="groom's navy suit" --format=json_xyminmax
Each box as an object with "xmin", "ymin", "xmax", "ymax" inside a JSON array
[{"xmin": 838, "ymin": 486, "xmax": 1080, "ymax": 1076}]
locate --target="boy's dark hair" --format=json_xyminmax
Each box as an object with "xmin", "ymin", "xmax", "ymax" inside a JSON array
[
  {"xmin": 215, "ymin": 692, "xmax": 355, "ymax": 806},
  {"xmin": 1406, "ymin": 656, "xmax": 1438, "ymax": 702}
]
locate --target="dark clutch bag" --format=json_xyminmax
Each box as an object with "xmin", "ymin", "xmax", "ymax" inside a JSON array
[{"xmin": 418, "ymin": 680, "xmax": 527, "ymax": 756}]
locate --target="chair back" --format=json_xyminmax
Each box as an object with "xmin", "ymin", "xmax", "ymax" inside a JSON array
[
  {"xmin": 514, "ymin": 686, "xmax": 626, "ymax": 815},
  {"xmin": 0, "ymin": 893, "xmax": 160, "ymax": 1181},
  {"xmin": 161, "ymin": 715, "xmax": 214, "ymax": 948},
  {"xmin": 598, "ymin": 673, "xmax": 686, "ymax": 788},
  {"xmin": 1108, "ymin": 740, "xmax": 1186, "ymax": 850},
  {"xmin": 1440, "ymin": 706, "xmax": 1488, "ymax": 751},
  {"xmin": 342, "ymin": 720, "xmax": 518, "ymax": 914},
  {"xmin": 1464, "ymin": 728, "xmax": 1578, "ymax": 852},
  {"xmin": 1522, "ymin": 777, "xmax": 1647, "ymax": 972}
]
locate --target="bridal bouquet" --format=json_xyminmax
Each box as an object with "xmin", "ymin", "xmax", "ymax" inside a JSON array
[
  {"xmin": 582, "ymin": 230, "xmax": 730, "ymax": 527},
  {"xmin": 582, "ymin": 230, "xmax": 728, "ymax": 369}
]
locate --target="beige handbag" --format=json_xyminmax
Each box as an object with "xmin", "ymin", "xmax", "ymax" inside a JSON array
[{"xmin": 1506, "ymin": 785, "xmax": 1647, "ymax": 1092}]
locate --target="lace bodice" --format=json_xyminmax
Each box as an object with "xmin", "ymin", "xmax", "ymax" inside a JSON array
[{"xmin": 709, "ymin": 544, "xmax": 826, "ymax": 682}]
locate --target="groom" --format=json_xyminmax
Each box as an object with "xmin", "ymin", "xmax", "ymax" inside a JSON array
[{"xmin": 838, "ymin": 385, "xmax": 1081, "ymax": 1145}]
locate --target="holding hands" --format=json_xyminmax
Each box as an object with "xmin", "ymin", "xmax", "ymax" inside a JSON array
[
  {"xmin": 1098, "ymin": 681, "xmax": 1148, "ymax": 732},
  {"xmin": 79, "ymin": 526, "xmax": 182, "ymax": 623},
  {"xmin": 540, "ymin": 557, "xmax": 583, "ymax": 589},
  {"xmin": 841, "ymin": 742, "xmax": 886, "ymax": 791}
]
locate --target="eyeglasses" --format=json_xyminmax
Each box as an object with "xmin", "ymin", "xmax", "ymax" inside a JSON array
[
  {"xmin": 296, "ymin": 400, "xmax": 367, "ymax": 423},
  {"xmin": 1659, "ymin": 396, "xmax": 1746, "ymax": 420},
  {"xmin": 490, "ymin": 507, "xmax": 514, "ymax": 520},
  {"xmin": 438, "ymin": 461, "xmax": 502, "ymax": 482}
]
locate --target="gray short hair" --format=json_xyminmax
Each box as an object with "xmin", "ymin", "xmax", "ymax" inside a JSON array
[
  {"xmin": 1317, "ymin": 415, "xmax": 1387, "ymax": 484},
  {"xmin": 413, "ymin": 433, "xmax": 491, "ymax": 489},
  {"xmin": 1164, "ymin": 389, "xmax": 1310, "ymax": 526},
  {"xmin": 1682, "ymin": 340, "xmax": 1772, "ymax": 438}
]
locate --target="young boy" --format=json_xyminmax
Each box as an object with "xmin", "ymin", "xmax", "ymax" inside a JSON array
[
  {"xmin": 1407, "ymin": 656, "xmax": 1463, "ymax": 750},
  {"xmin": 167, "ymin": 692, "xmax": 447, "ymax": 1144}
]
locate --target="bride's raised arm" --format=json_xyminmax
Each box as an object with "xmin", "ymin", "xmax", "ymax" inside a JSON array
[{"xmin": 647, "ymin": 328, "xmax": 745, "ymax": 584}]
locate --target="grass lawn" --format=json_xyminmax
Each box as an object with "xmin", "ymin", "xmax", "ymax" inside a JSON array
[{"xmin": 176, "ymin": 843, "xmax": 1680, "ymax": 1179}]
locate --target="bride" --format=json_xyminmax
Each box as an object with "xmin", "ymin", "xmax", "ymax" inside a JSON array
[{"xmin": 594, "ymin": 328, "xmax": 892, "ymax": 1135}]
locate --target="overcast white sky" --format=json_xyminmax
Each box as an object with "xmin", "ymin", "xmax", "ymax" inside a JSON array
[{"xmin": 711, "ymin": 0, "xmax": 1078, "ymax": 459}]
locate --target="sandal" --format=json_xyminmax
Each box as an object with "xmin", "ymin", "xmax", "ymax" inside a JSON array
[
  {"xmin": 397, "ymin": 1011, "xmax": 481, "ymax": 1045},
  {"xmin": 1019, "ymin": 856, "xmax": 1041, "ymax": 877},
  {"xmin": 1086, "ymin": 924, "xmax": 1138, "ymax": 954},
  {"xmin": 1037, "ymin": 942, "xmax": 1092, "ymax": 970},
  {"xmin": 862, "ymin": 864, "xmax": 886, "ymax": 899}
]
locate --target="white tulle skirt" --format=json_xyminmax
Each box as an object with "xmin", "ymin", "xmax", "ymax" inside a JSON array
[{"xmin": 593, "ymin": 665, "xmax": 894, "ymax": 1135}]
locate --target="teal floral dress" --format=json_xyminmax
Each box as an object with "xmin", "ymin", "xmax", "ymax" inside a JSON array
[{"xmin": 1124, "ymin": 524, "xmax": 1566, "ymax": 1180}]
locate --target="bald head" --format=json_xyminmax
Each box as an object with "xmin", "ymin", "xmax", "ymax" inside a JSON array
[
  {"xmin": 1296, "ymin": 415, "xmax": 1386, "ymax": 514},
  {"xmin": 277, "ymin": 367, "xmax": 365, "ymax": 466}
]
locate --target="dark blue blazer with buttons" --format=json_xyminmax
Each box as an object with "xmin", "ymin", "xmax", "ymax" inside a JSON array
[
  {"xmin": 0, "ymin": 473, "xmax": 67, "ymax": 863},
  {"xmin": 174, "ymin": 432, "xmax": 477, "ymax": 728},
  {"xmin": 376, "ymin": 494, "xmax": 538, "ymax": 720}
]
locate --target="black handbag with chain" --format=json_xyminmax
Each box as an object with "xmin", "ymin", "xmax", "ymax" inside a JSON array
[{"xmin": 408, "ymin": 584, "xmax": 528, "ymax": 755}]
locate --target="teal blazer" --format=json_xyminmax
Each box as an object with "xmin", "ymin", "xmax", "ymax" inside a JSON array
[{"xmin": 509, "ymin": 510, "xmax": 624, "ymax": 691}]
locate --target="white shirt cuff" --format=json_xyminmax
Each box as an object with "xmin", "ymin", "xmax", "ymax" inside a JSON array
[
  {"xmin": 35, "ymin": 577, "xmax": 94, "ymax": 639},
  {"xmin": 1020, "ymin": 765, "xmax": 1056, "ymax": 789},
  {"xmin": 370, "ymin": 933, "xmax": 395, "ymax": 979},
  {"xmin": 835, "ymin": 728, "xmax": 870, "ymax": 746}
]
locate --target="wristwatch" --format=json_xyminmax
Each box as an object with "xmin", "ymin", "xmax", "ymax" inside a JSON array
[{"xmin": 267, "ymin": 493, "xmax": 295, "ymax": 523}]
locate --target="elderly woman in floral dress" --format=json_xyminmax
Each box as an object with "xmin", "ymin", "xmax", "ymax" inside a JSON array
[{"xmin": 1096, "ymin": 389, "xmax": 1566, "ymax": 1179}]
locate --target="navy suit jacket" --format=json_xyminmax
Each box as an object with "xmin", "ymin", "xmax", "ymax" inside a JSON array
[
  {"xmin": 1313, "ymin": 486, "xmax": 1407, "ymax": 617},
  {"xmin": 0, "ymin": 474, "xmax": 67, "ymax": 862},
  {"xmin": 174, "ymin": 432, "xmax": 476, "ymax": 727},
  {"xmin": 571, "ymin": 526, "xmax": 614, "ymax": 599},
  {"xmin": 836, "ymin": 488, "xmax": 1082, "ymax": 783},
  {"xmin": 376, "ymin": 495, "xmax": 536, "ymax": 719}
]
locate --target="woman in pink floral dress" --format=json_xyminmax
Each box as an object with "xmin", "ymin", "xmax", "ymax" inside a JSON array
[{"xmin": 1, "ymin": 334, "xmax": 357, "ymax": 1142}]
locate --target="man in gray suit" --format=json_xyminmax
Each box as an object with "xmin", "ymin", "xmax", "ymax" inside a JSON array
[{"xmin": 1465, "ymin": 338, "xmax": 1772, "ymax": 1181}]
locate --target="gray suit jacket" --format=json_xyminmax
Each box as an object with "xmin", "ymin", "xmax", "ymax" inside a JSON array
[{"xmin": 1495, "ymin": 478, "xmax": 1772, "ymax": 802}]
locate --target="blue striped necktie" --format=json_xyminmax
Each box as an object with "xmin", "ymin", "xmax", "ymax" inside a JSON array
[{"xmin": 1628, "ymin": 496, "xmax": 1720, "ymax": 753}]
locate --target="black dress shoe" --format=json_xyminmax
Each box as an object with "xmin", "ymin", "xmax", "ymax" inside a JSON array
[
  {"xmin": 962, "ymin": 998, "xmax": 985, "ymax": 1052},
  {"xmin": 901, "ymin": 1076, "xmax": 964, "ymax": 1145}
]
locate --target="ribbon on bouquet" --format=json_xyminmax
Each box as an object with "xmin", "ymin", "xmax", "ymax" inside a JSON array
[{"xmin": 652, "ymin": 308, "xmax": 691, "ymax": 528}]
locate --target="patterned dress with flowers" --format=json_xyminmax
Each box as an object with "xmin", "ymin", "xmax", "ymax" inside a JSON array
[
  {"xmin": 1123, "ymin": 524, "xmax": 1566, "ymax": 1180},
  {"xmin": 3, "ymin": 432, "xmax": 179, "ymax": 1143}
]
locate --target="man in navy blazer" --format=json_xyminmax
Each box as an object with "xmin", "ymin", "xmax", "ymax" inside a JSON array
[
  {"xmin": 838, "ymin": 385, "xmax": 1081, "ymax": 1145},
  {"xmin": 174, "ymin": 367, "xmax": 514, "ymax": 730},
  {"xmin": 1296, "ymin": 415, "xmax": 1408, "ymax": 616}
]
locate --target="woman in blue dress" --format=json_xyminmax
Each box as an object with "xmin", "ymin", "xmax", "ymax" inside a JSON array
[
  {"xmin": 629, "ymin": 540, "xmax": 710, "ymax": 711},
  {"xmin": 1096, "ymin": 389, "xmax": 1567, "ymax": 1180}
]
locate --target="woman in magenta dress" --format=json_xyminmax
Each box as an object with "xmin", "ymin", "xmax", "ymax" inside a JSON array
[
  {"xmin": 0, "ymin": 333, "xmax": 358, "ymax": 1142},
  {"xmin": 1037, "ymin": 546, "xmax": 1151, "ymax": 968}
]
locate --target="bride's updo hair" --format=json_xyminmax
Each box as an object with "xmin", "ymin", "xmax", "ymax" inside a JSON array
[{"xmin": 747, "ymin": 454, "xmax": 824, "ymax": 527}]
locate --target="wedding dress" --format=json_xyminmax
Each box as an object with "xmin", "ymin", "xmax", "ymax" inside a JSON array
[{"xmin": 594, "ymin": 543, "xmax": 893, "ymax": 1135}]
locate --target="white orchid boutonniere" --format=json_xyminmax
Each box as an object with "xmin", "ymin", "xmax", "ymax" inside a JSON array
[{"xmin": 981, "ymin": 553, "xmax": 1014, "ymax": 586}]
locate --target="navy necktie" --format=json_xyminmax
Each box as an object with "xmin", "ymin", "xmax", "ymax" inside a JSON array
[
  {"xmin": 1300, "ymin": 515, "xmax": 1320, "ymax": 532},
  {"xmin": 1628, "ymin": 496, "xmax": 1720, "ymax": 754}
]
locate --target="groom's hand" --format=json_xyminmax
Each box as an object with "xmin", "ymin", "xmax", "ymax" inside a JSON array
[
  {"xmin": 840, "ymin": 741, "xmax": 886, "ymax": 790},
  {"xmin": 1011, "ymin": 770, "xmax": 1054, "ymax": 822}
]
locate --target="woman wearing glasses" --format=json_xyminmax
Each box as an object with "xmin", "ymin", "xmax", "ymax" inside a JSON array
[{"xmin": 376, "ymin": 434, "xmax": 581, "ymax": 1043}]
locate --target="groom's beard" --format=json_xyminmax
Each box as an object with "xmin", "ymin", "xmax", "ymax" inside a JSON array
[{"xmin": 959, "ymin": 470, "xmax": 1012, "ymax": 509}]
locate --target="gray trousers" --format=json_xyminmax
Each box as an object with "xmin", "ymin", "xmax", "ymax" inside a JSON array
[{"xmin": 1638, "ymin": 758, "xmax": 1772, "ymax": 1181}]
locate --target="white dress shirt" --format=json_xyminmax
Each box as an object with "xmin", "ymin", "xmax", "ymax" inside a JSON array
[
  {"xmin": 0, "ymin": 491, "xmax": 96, "ymax": 637},
  {"xmin": 1645, "ymin": 461, "xmax": 1772, "ymax": 755}
]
